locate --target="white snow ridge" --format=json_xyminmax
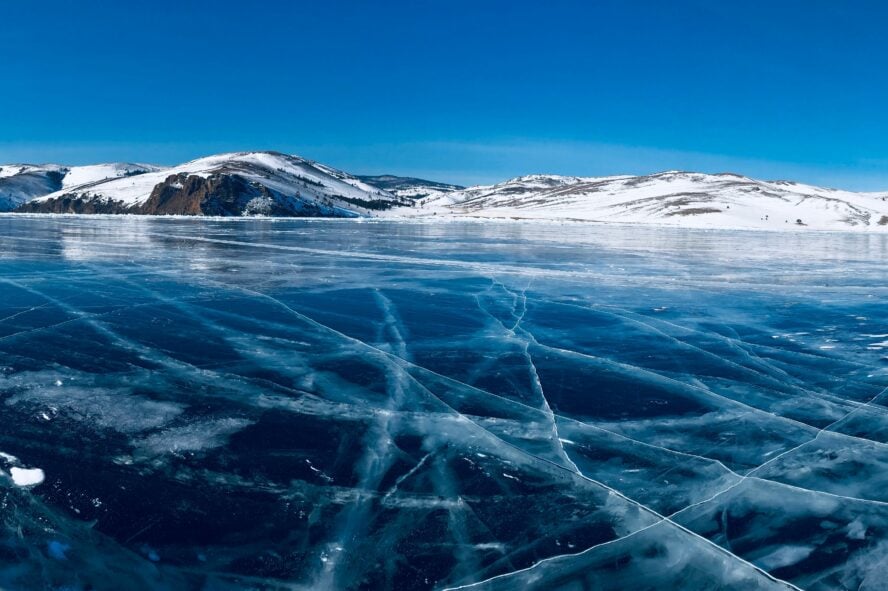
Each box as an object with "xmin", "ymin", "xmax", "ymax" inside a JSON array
[
  {"xmin": 3, "ymin": 153, "xmax": 888, "ymax": 230},
  {"xmin": 400, "ymin": 171, "xmax": 888, "ymax": 231},
  {"xmin": 0, "ymin": 162, "xmax": 160, "ymax": 209}
]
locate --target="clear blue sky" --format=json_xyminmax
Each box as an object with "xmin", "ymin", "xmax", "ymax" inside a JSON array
[{"xmin": 2, "ymin": 0, "xmax": 887, "ymax": 189}]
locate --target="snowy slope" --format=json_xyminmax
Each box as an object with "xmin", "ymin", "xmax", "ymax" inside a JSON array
[
  {"xmin": 23, "ymin": 152, "xmax": 408, "ymax": 216},
  {"xmin": 357, "ymin": 175, "xmax": 463, "ymax": 200},
  {"xmin": 0, "ymin": 163, "xmax": 159, "ymax": 210},
  {"xmin": 60, "ymin": 163, "xmax": 161, "ymax": 190},
  {"xmin": 0, "ymin": 165, "xmax": 67, "ymax": 210},
  {"xmin": 8, "ymin": 154, "xmax": 888, "ymax": 230},
  {"xmin": 0, "ymin": 164, "xmax": 65, "ymax": 180},
  {"xmin": 398, "ymin": 171, "xmax": 888, "ymax": 231}
]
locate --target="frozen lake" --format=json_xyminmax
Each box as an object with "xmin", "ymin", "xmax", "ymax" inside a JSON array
[{"xmin": 2, "ymin": 216, "xmax": 888, "ymax": 590}]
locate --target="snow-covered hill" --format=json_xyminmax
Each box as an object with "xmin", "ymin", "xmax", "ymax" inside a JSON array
[
  {"xmin": 0, "ymin": 163, "xmax": 157, "ymax": 210},
  {"xmin": 19, "ymin": 152, "xmax": 408, "ymax": 216},
  {"xmin": 357, "ymin": 175, "xmax": 463, "ymax": 200},
  {"xmin": 400, "ymin": 171, "xmax": 888, "ymax": 231},
  {"xmin": 7, "ymin": 153, "xmax": 888, "ymax": 230}
]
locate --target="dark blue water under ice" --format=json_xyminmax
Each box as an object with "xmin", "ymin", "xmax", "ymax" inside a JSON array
[{"xmin": 2, "ymin": 216, "xmax": 888, "ymax": 590}]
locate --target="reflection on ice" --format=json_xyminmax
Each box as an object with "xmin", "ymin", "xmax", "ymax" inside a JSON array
[{"xmin": 1, "ymin": 216, "xmax": 888, "ymax": 589}]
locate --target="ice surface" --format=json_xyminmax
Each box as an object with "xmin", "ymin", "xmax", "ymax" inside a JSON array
[{"xmin": 1, "ymin": 216, "xmax": 887, "ymax": 590}]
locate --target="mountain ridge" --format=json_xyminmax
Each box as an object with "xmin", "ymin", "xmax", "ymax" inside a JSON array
[
  {"xmin": 355, "ymin": 175, "xmax": 464, "ymax": 200},
  {"xmin": 15, "ymin": 152, "xmax": 409, "ymax": 217},
  {"xmin": 0, "ymin": 163, "xmax": 160, "ymax": 210},
  {"xmin": 401, "ymin": 170, "xmax": 888, "ymax": 231},
  {"xmin": 4, "ymin": 152, "xmax": 888, "ymax": 230}
]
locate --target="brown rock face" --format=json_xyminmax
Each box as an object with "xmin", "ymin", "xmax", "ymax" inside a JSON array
[{"xmin": 138, "ymin": 173, "xmax": 299, "ymax": 216}]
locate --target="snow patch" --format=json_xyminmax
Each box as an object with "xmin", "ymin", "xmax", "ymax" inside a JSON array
[{"xmin": 10, "ymin": 466, "xmax": 45, "ymax": 487}]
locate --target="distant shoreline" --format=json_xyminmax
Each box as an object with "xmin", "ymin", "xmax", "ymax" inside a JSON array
[{"xmin": 3, "ymin": 211, "xmax": 888, "ymax": 236}]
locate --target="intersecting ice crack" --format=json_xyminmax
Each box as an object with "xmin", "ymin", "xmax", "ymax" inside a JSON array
[
  {"xmin": 665, "ymin": 383, "xmax": 888, "ymax": 522},
  {"xmin": 104, "ymin": 265, "xmax": 888, "ymax": 589},
  {"xmin": 36, "ymin": 259, "xmax": 886, "ymax": 505},
  {"xmin": 0, "ymin": 275, "xmax": 314, "ymax": 416},
  {"xmin": 531, "ymin": 339, "xmax": 813, "ymax": 430},
  {"xmin": 112, "ymin": 264, "xmax": 886, "ymax": 494},
  {"xmin": 530, "ymin": 337, "xmax": 888, "ymax": 460},
  {"xmin": 309, "ymin": 289, "xmax": 419, "ymax": 590},
  {"xmin": 195, "ymin": 278, "xmax": 802, "ymax": 591},
  {"xmin": 433, "ymin": 304, "xmax": 888, "ymax": 590},
  {"xmin": 126, "ymin": 268, "xmax": 888, "ymax": 514},
  {"xmin": 475, "ymin": 279, "xmax": 581, "ymax": 474},
  {"xmin": 570, "ymin": 300, "xmax": 881, "ymax": 414},
  {"xmin": 597, "ymin": 306, "xmax": 832, "ymax": 402},
  {"xmin": 7, "ymin": 225, "xmax": 885, "ymax": 591},
  {"xmin": 0, "ymin": 278, "xmax": 206, "ymax": 348},
  {"xmin": 506, "ymin": 294, "xmax": 880, "ymax": 427},
  {"xmin": 547, "ymin": 298, "xmax": 875, "ymax": 373},
  {"xmin": 412, "ymin": 285, "xmax": 887, "ymax": 586}
]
